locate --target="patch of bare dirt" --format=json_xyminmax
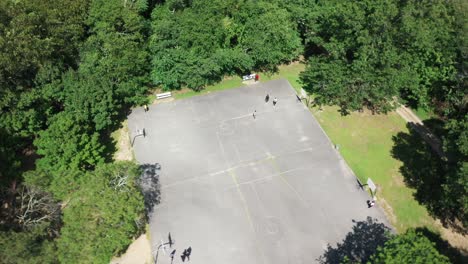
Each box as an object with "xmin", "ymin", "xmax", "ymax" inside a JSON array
[
  {"xmin": 391, "ymin": 170, "xmax": 405, "ymax": 187},
  {"xmin": 435, "ymin": 220, "xmax": 468, "ymax": 255},
  {"xmin": 114, "ymin": 121, "xmax": 133, "ymax": 161},
  {"xmin": 110, "ymin": 234, "xmax": 152, "ymax": 264}
]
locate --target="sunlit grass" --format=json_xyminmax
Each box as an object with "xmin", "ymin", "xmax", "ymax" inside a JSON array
[
  {"xmin": 174, "ymin": 76, "xmax": 244, "ymax": 99},
  {"xmin": 172, "ymin": 61, "xmax": 305, "ymax": 100},
  {"xmin": 312, "ymin": 106, "xmax": 435, "ymax": 232},
  {"xmin": 411, "ymin": 107, "xmax": 434, "ymax": 121},
  {"xmin": 260, "ymin": 62, "xmax": 305, "ymax": 93}
]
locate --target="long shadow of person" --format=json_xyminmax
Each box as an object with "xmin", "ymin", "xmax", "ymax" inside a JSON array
[
  {"xmin": 181, "ymin": 249, "xmax": 187, "ymax": 262},
  {"xmin": 186, "ymin": 247, "xmax": 192, "ymax": 260},
  {"xmin": 170, "ymin": 249, "xmax": 176, "ymax": 264}
]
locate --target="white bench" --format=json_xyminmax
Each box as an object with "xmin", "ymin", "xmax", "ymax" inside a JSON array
[
  {"xmin": 156, "ymin": 91, "xmax": 172, "ymax": 99},
  {"xmin": 242, "ymin": 73, "xmax": 256, "ymax": 81}
]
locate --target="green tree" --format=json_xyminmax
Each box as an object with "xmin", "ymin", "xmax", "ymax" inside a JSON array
[
  {"xmin": 0, "ymin": 224, "xmax": 57, "ymax": 264},
  {"xmin": 34, "ymin": 111, "xmax": 104, "ymax": 175},
  {"xmin": 1, "ymin": 0, "xmax": 151, "ymax": 262},
  {"xmin": 0, "ymin": 129, "xmax": 21, "ymax": 187},
  {"xmin": 150, "ymin": 1, "xmax": 226, "ymax": 89},
  {"xmin": 79, "ymin": 0, "xmax": 150, "ymax": 105},
  {"xmin": 300, "ymin": 0, "xmax": 403, "ymax": 114},
  {"xmin": 32, "ymin": 0, "xmax": 150, "ymax": 197},
  {"xmin": 299, "ymin": 0, "xmax": 458, "ymax": 114},
  {"xmin": 57, "ymin": 162, "xmax": 145, "ymax": 263},
  {"xmin": 370, "ymin": 229, "xmax": 450, "ymax": 264},
  {"xmin": 150, "ymin": 0, "xmax": 301, "ymax": 90},
  {"xmin": 441, "ymin": 117, "xmax": 468, "ymax": 226},
  {"xmin": 396, "ymin": 0, "xmax": 458, "ymax": 108},
  {"xmin": 0, "ymin": 0, "xmax": 89, "ymax": 138},
  {"xmin": 236, "ymin": 1, "xmax": 302, "ymax": 71}
]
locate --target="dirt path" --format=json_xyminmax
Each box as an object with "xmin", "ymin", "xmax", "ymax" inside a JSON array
[{"xmin": 396, "ymin": 105, "xmax": 446, "ymax": 159}]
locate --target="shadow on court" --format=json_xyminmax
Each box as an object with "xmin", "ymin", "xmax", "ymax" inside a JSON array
[
  {"xmin": 139, "ymin": 163, "xmax": 161, "ymax": 217},
  {"xmin": 317, "ymin": 217, "xmax": 391, "ymax": 264}
]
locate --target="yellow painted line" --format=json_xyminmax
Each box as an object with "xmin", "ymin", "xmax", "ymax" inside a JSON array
[
  {"xmin": 229, "ymin": 170, "xmax": 255, "ymax": 229},
  {"xmin": 268, "ymin": 156, "xmax": 309, "ymax": 207},
  {"xmin": 228, "ymin": 169, "xmax": 267, "ymax": 264}
]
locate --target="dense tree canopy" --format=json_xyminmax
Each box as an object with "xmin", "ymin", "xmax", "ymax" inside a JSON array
[
  {"xmin": 150, "ymin": 0, "xmax": 302, "ymax": 89},
  {"xmin": 57, "ymin": 162, "xmax": 145, "ymax": 263},
  {"xmin": 0, "ymin": 0, "xmax": 89, "ymax": 138},
  {"xmin": 441, "ymin": 116, "xmax": 468, "ymax": 226},
  {"xmin": 0, "ymin": 0, "xmax": 466, "ymax": 262},
  {"xmin": 300, "ymin": 0, "xmax": 459, "ymax": 114},
  {"xmin": 0, "ymin": 224, "xmax": 57, "ymax": 264},
  {"xmin": 1, "ymin": 0, "xmax": 149, "ymax": 262}
]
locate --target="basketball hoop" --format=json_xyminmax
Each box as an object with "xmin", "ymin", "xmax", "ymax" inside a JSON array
[{"xmin": 367, "ymin": 178, "xmax": 377, "ymax": 198}]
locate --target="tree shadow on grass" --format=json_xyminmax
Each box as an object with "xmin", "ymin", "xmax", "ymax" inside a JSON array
[
  {"xmin": 138, "ymin": 163, "xmax": 161, "ymax": 219},
  {"xmin": 392, "ymin": 122, "xmax": 445, "ymax": 199},
  {"xmin": 391, "ymin": 121, "xmax": 466, "ymax": 234},
  {"xmin": 317, "ymin": 217, "xmax": 391, "ymax": 264}
]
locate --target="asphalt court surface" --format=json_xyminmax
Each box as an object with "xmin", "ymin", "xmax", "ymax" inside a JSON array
[{"xmin": 128, "ymin": 79, "xmax": 390, "ymax": 264}]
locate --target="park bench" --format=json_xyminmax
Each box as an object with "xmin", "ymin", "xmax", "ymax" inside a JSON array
[
  {"xmin": 242, "ymin": 73, "xmax": 257, "ymax": 81},
  {"xmin": 156, "ymin": 91, "xmax": 172, "ymax": 99}
]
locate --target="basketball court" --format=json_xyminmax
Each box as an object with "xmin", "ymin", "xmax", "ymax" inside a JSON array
[{"xmin": 128, "ymin": 79, "xmax": 390, "ymax": 263}]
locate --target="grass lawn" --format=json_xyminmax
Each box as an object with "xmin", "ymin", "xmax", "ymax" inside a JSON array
[
  {"xmin": 169, "ymin": 62, "xmax": 437, "ymax": 233},
  {"xmin": 173, "ymin": 76, "xmax": 244, "ymax": 100},
  {"xmin": 258, "ymin": 62, "xmax": 305, "ymax": 94},
  {"xmin": 312, "ymin": 106, "xmax": 434, "ymax": 232},
  {"xmin": 411, "ymin": 106, "xmax": 434, "ymax": 121}
]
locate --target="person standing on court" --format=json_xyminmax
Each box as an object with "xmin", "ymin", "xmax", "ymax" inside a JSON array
[
  {"xmin": 273, "ymin": 97, "xmax": 278, "ymax": 106},
  {"xmin": 186, "ymin": 247, "xmax": 192, "ymax": 260},
  {"xmin": 265, "ymin": 93, "xmax": 270, "ymax": 103},
  {"xmin": 253, "ymin": 110, "xmax": 256, "ymax": 119},
  {"xmin": 181, "ymin": 249, "xmax": 187, "ymax": 262},
  {"xmin": 170, "ymin": 249, "xmax": 176, "ymax": 263},
  {"xmin": 255, "ymin": 73, "xmax": 259, "ymax": 82},
  {"xmin": 144, "ymin": 104, "xmax": 148, "ymax": 112}
]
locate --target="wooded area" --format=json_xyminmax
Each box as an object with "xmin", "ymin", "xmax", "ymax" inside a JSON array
[{"xmin": 0, "ymin": 0, "xmax": 466, "ymax": 262}]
